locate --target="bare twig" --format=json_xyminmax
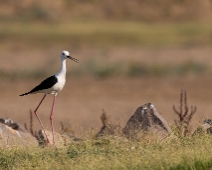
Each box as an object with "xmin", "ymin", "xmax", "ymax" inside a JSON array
[
  {"xmin": 24, "ymin": 110, "xmax": 36, "ymax": 137},
  {"xmin": 60, "ymin": 122, "xmax": 64, "ymax": 132},
  {"xmin": 101, "ymin": 109, "xmax": 108, "ymax": 127},
  {"xmin": 29, "ymin": 110, "xmax": 34, "ymax": 136},
  {"xmin": 172, "ymin": 90, "xmax": 197, "ymax": 137}
]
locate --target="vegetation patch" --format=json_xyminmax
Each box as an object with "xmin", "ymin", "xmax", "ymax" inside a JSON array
[
  {"xmin": 1, "ymin": 135, "xmax": 212, "ymax": 170},
  {"xmin": 0, "ymin": 59, "xmax": 207, "ymax": 80},
  {"xmin": 0, "ymin": 22, "xmax": 212, "ymax": 48},
  {"xmin": 70, "ymin": 60, "xmax": 207, "ymax": 78}
]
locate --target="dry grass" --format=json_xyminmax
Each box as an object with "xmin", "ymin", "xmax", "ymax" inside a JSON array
[
  {"xmin": 1, "ymin": 135, "xmax": 212, "ymax": 169},
  {"xmin": 1, "ymin": 0, "xmax": 212, "ymax": 22}
]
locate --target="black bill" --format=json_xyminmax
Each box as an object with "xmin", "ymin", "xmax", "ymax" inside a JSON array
[{"xmin": 67, "ymin": 56, "xmax": 79, "ymax": 63}]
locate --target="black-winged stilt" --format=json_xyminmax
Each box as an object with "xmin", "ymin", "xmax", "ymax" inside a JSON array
[{"xmin": 20, "ymin": 50, "xmax": 78, "ymax": 144}]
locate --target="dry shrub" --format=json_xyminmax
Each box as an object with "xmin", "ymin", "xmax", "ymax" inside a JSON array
[
  {"xmin": 24, "ymin": 110, "xmax": 37, "ymax": 138},
  {"xmin": 96, "ymin": 109, "xmax": 122, "ymax": 138},
  {"xmin": 173, "ymin": 90, "xmax": 196, "ymax": 137}
]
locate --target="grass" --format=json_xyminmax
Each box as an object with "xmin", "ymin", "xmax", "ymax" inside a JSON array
[
  {"xmin": 1, "ymin": 0, "xmax": 212, "ymax": 22},
  {"xmin": 1, "ymin": 135, "xmax": 212, "ymax": 170},
  {"xmin": 73, "ymin": 59, "xmax": 208, "ymax": 78},
  {"xmin": 1, "ymin": 21, "xmax": 212, "ymax": 48},
  {"xmin": 0, "ymin": 60, "xmax": 207, "ymax": 80}
]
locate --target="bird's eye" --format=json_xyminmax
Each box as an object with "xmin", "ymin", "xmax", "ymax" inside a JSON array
[{"xmin": 62, "ymin": 52, "xmax": 65, "ymax": 55}]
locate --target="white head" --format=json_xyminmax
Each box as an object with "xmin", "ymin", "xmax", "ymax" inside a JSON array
[{"xmin": 61, "ymin": 50, "xmax": 79, "ymax": 63}]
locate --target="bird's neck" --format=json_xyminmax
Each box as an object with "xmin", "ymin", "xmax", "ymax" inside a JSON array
[{"xmin": 55, "ymin": 58, "xmax": 66, "ymax": 78}]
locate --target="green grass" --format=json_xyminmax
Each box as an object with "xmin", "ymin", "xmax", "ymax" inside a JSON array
[
  {"xmin": 1, "ymin": 21, "xmax": 212, "ymax": 47},
  {"xmin": 0, "ymin": 60, "xmax": 207, "ymax": 80},
  {"xmin": 56, "ymin": 60, "xmax": 209, "ymax": 78},
  {"xmin": 1, "ymin": 135, "xmax": 212, "ymax": 170}
]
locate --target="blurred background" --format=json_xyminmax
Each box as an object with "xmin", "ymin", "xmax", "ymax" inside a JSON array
[{"xmin": 0, "ymin": 0, "xmax": 212, "ymax": 134}]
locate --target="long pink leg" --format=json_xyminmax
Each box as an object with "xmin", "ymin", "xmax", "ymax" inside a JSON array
[
  {"xmin": 34, "ymin": 94, "xmax": 50, "ymax": 143},
  {"xmin": 50, "ymin": 95, "xmax": 56, "ymax": 144}
]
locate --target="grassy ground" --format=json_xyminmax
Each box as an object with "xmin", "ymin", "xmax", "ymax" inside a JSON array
[
  {"xmin": 1, "ymin": 0, "xmax": 212, "ymax": 22},
  {"xmin": 1, "ymin": 135, "xmax": 212, "ymax": 170},
  {"xmin": 1, "ymin": 22, "xmax": 212, "ymax": 48}
]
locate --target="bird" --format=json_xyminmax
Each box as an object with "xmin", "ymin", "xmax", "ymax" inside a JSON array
[{"xmin": 20, "ymin": 50, "xmax": 79, "ymax": 144}]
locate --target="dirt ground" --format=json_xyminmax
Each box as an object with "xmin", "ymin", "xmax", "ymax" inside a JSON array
[{"xmin": 0, "ymin": 45, "xmax": 212, "ymax": 135}]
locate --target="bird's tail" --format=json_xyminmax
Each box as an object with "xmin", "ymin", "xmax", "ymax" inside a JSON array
[{"xmin": 20, "ymin": 92, "xmax": 32, "ymax": 96}]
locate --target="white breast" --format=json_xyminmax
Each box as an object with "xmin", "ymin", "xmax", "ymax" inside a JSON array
[{"xmin": 52, "ymin": 76, "xmax": 66, "ymax": 93}]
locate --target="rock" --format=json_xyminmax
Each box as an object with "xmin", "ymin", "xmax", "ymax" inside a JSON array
[
  {"xmin": 0, "ymin": 118, "xmax": 26, "ymax": 132},
  {"xmin": 123, "ymin": 103, "xmax": 171, "ymax": 140},
  {"xmin": 193, "ymin": 119, "xmax": 212, "ymax": 135},
  {"xmin": 37, "ymin": 130, "xmax": 81, "ymax": 147},
  {"xmin": 0, "ymin": 123, "xmax": 38, "ymax": 147}
]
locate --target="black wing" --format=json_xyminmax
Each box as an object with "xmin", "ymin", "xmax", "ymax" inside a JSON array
[{"xmin": 20, "ymin": 75, "xmax": 58, "ymax": 96}]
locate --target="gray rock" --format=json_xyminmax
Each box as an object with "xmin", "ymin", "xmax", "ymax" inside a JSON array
[
  {"xmin": 0, "ymin": 123, "xmax": 37, "ymax": 147},
  {"xmin": 123, "ymin": 103, "xmax": 171, "ymax": 140},
  {"xmin": 0, "ymin": 118, "xmax": 26, "ymax": 132},
  {"xmin": 193, "ymin": 119, "xmax": 212, "ymax": 135}
]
